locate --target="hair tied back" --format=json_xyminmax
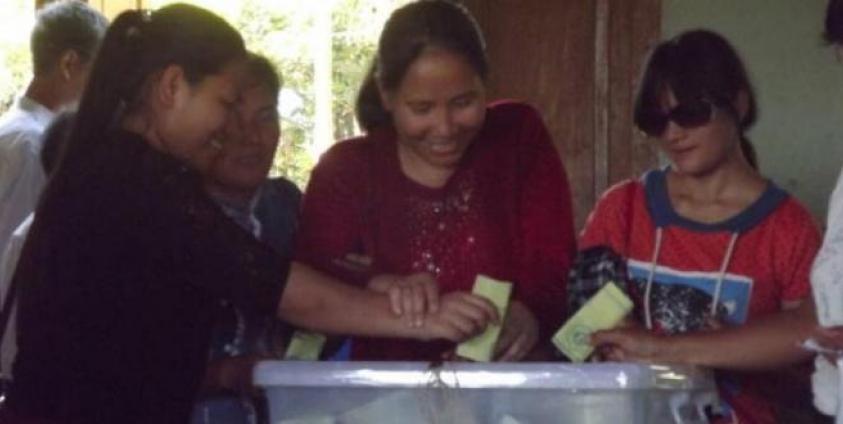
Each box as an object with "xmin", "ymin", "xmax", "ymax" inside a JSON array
[{"xmin": 125, "ymin": 9, "xmax": 152, "ymax": 39}]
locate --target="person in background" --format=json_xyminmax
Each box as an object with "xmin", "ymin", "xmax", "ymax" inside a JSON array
[
  {"xmin": 2, "ymin": 5, "xmax": 496, "ymax": 423},
  {"xmin": 0, "ymin": 0, "xmax": 106, "ymax": 256},
  {"xmin": 810, "ymin": 0, "xmax": 843, "ymax": 419},
  {"xmin": 295, "ymin": 0, "xmax": 577, "ymax": 362},
  {"xmin": 192, "ymin": 53, "xmax": 301, "ymax": 424},
  {"xmin": 584, "ymin": 29, "xmax": 820, "ymax": 424},
  {"xmin": 0, "ymin": 112, "xmax": 75, "ymax": 382}
]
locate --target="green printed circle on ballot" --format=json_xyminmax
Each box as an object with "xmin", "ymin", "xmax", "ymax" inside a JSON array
[{"xmin": 552, "ymin": 282, "xmax": 633, "ymax": 362}]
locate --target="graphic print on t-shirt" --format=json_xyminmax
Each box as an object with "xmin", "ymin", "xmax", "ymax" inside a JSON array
[{"xmin": 627, "ymin": 258, "xmax": 753, "ymax": 334}]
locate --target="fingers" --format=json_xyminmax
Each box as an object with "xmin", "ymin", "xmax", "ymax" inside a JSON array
[
  {"xmin": 604, "ymin": 346, "xmax": 626, "ymax": 362},
  {"xmin": 410, "ymin": 282, "xmax": 426, "ymax": 327},
  {"xmin": 492, "ymin": 301, "xmax": 538, "ymax": 362},
  {"xmin": 590, "ymin": 329, "xmax": 621, "ymax": 347},
  {"xmin": 374, "ymin": 272, "xmax": 440, "ymax": 328},
  {"xmin": 453, "ymin": 292, "xmax": 500, "ymax": 324},
  {"xmin": 440, "ymin": 307, "xmax": 484, "ymax": 337},
  {"xmin": 497, "ymin": 332, "xmax": 531, "ymax": 362},
  {"xmin": 452, "ymin": 293, "xmax": 500, "ymax": 329},
  {"xmin": 427, "ymin": 319, "xmax": 468, "ymax": 342},
  {"xmin": 591, "ymin": 331, "xmax": 629, "ymax": 362},
  {"xmin": 388, "ymin": 285, "xmax": 403, "ymax": 316},
  {"xmin": 815, "ymin": 326, "xmax": 843, "ymax": 349},
  {"xmin": 494, "ymin": 323, "xmax": 517, "ymax": 358},
  {"xmin": 419, "ymin": 274, "xmax": 439, "ymax": 313},
  {"xmin": 402, "ymin": 285, "xmax": 415, "ymax": 325}
]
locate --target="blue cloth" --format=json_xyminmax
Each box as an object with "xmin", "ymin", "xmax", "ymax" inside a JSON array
[
  {"xmin": 195, "ymin": 177, "xmax": 301, "ymax": 424},
  {"xmin": 207, "ymin": 178, "xmax": 302, "ymax": 359}
]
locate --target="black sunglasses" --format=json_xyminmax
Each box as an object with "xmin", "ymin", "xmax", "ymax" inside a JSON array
[{"xmin": 637, "ymin": 99, "xmax": 715, "ymax": 137}]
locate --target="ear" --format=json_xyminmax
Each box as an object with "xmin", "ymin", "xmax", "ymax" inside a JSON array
[
  {"xmin": 734, "ymin": 90, "xmax": 751, "ymax": 122},
  {"xmin": 153, "ymin": 64, "xmax": 189, "ymax": 111},
  {"xmin": 376, "ymin": 79, "xmax": 394, "ymax": 112},
  {"xmin": 57, "ymin": 50, "xmax": 81, "ymax": 81}
]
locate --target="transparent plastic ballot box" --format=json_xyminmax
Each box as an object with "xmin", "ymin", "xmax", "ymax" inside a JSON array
[{"xmin": 254, "ymin": 361, "xmax": 718, "ymax": 424}]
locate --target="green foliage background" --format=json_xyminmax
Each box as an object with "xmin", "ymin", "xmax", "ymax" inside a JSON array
[{"xmin": 0, "ymin": 0, "xmax": 408, "ymax": 190}]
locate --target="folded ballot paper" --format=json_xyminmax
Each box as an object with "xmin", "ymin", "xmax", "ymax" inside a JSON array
[
  {"xmin": 456, "ymin": 275, "xmax": 512, "ymax": 362},
  {"xmin": 552, "ymin": 282, "xmax": 632, "ymax": 362},
  {"xmin": 284, "ymin": 331, "xmax": 327, "ymax": 361}
]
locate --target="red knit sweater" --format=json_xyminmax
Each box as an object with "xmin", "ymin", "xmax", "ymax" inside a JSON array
[{"xmin": 296, "ymin": 101, "xmax": 576, "ymax": 360}]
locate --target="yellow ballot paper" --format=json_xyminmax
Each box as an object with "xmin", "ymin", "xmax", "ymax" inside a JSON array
[
  {"xmin": 552, "ymin": 282, "xmax": 632, "ymax": 362},
  {"xmin": 284, "ymin": 331, "xmax": 326, "ymax": 361},
  {"xmin": 456, "ymin": 275, "xmax": 512, "ymax": 362}
]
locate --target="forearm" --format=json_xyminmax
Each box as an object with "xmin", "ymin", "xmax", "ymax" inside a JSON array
[
  {"xmin": 277, "ymin": 262, "xmax": 424, "ymax": 339},
  {"xmin": 656, "ymin": 302, "xmax": 816, "ymax": 370}
]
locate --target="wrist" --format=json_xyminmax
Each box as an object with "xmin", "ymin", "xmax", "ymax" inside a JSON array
[
  {"xmin": 654, "ymin": 333, "xmax": 695, "ymax": 365},
  {"xmin": 367, "ymin": 274, "xmax": 399, "ymax": 292}
]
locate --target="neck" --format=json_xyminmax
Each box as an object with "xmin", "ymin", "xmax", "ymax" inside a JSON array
[
  {"xmin": 24, "ymin": 76, "xmax": 64, "ymax": 112},
  {"xmin": 397, "ymin": 143, "xmax": 455, "ymax": 189},
  {"xmin": 669, "ymin": 148, "xmax": 763, "ymax": 203},
  {"xmin": 121, "ymin": 112, "xmax": 165, "ymax": 152}
]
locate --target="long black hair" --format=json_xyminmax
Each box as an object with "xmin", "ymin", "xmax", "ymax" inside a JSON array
[
  {"xmin": 634, "ymin": 29, "xmax": 759, "ymax": 169},
  {"xmin": 826, "ymin": 0, "xmax": 843, "ymax": 44},
  {"xmin": 60, "ymin": 3, "xmax": 245, "ymax": 170},
  {"xmin": 355, "ymin": 0, "xmax": 487, "ymax": 132}
]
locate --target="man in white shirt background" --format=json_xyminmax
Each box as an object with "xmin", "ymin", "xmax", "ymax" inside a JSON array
[{"xmin": 0, "ymin": 0, "xmax": 106, "ymax": 257}]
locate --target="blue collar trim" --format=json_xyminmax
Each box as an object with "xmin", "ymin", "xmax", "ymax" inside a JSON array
[{"xmin": 644, "ymin": 168, "xmax": 788, "ymax": 233}]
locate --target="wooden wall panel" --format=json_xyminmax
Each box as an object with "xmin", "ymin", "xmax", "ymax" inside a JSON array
[
  {"xmin": 605, "ymin": 0, "xmax": 660, "ymax": 188},
  {"xmin": 462, "ymin": 0, "xmax": 660, "ymax": 230},
  {"xmin": 463, "ymin": 0, "xmax": 598, "ymax": 229}
]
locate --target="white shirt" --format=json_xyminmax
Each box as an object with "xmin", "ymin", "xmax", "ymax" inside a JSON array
[
  {"xmin": 0, "ymin": 214, "xmax": 31, "ymax": 377},
  {"xmin": 0, "ymin": 96, "xmax": 54, "ymax": 256},
  {"xmin": 811, "ymin": 167, "xmax": 843, "ymax": 417}
]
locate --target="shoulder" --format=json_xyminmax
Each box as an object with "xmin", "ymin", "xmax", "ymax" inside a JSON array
[
  {"xmin": 264, "ymin": 177, "xmax": 302, "ymax": 202},
  {"xmin": 0, "ymin": 122, "xmax": 42, "ymax": 157},
  {"xmin": 596, "ymin": 176, "xmax": 647, "ymax": 210},
  {"xmin": 765, "ymin": 194, "xmax": 820, "ymax": 236},
  {"xmin": 0, "ymin": 104, "xmax": 44, "ymax": 139},
  {"xmin": 478, "ymin": 101, "xmax": 558, "ymax": 163},
  {"xmin": 484, "ymin": 100, "xmax": 545, "ymax": 132},
  {"xmin": 583, "ymin": 177, "xmax": 646, "ymax": 230},
  {"xmin": 316, "ymin": 133, "xmax": 381, "ymax": 171}
]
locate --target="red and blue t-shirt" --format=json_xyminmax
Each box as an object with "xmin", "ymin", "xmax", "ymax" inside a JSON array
[{"xmin": 580, "ymin": 169, "xmax": 820, "ymax": 424}]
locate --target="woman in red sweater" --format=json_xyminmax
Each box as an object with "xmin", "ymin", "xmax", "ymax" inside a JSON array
[{"xmin": 296, "ymin": 0, "xmax": 576, "ymax": 362}]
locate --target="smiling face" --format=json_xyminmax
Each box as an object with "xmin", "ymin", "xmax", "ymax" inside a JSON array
[
  {"xmin": 655, "ymin": 88, "xmax": 744, "ymax": 177},
  {"xmin": 381, "ymin": 47, "xmax": 486, "ymax": 185},
  {"xmin": 206, "ymin": 81, "xmax": 280, "ymax": 197},
  {"xmin": 155, "ymin": 60, "xmax": 243, "ymax": 172}
]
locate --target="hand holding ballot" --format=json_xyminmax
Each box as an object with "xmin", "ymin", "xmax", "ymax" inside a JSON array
[
  {"xmin": 457, "ymin": 275, "xmax": 513, "ymax": 362},
  {"xmin": 553, "ymin": 282, "xmax": 633, "ymax": 362}
]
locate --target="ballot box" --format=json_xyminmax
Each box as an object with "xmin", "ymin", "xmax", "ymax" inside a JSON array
[{"xmin": 254, "ymin": 361, "xmax": 718, "ymax": 424}]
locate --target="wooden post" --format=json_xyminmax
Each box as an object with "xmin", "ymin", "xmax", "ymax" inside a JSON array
[
  {"xmin": 461, "ymin": 0, "xmax": 660, "ymax": 229},
  {"xmin": 311, "ymin": 0, "xmax": 335, "ymax": 160}
]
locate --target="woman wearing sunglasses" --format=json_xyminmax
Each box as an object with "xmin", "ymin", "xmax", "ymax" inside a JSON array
[{"xmin": 581, "ymin": 30, "xmax": 820, "ymax": 423}]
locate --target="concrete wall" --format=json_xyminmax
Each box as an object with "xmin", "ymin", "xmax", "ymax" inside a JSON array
[{"xmin": 663, "ymin": 0, "xmax": 843, "ymax": 224}]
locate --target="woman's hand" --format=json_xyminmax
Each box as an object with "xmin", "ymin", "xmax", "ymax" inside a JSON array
[
  {"xmin": 494, "ymin": 300, "xmax": 539, "ymax": 361},
  {"xmin": 813, "ymin": 326, "xmax": 843, "ymax": 351},
  {"xmin": 811, "ymin": 326, "xmax": 843, "ymax": 363},
  {"xmin": 591, "ymin": 326, "xmax": 672, "ymax": 363},
  {"xmin": 419, "ymin": 291, "xmax": 499, "ymax": 342},
  {"xmin": 368, "ymin": 272, "xmax": 439, "ymax": 328}
]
